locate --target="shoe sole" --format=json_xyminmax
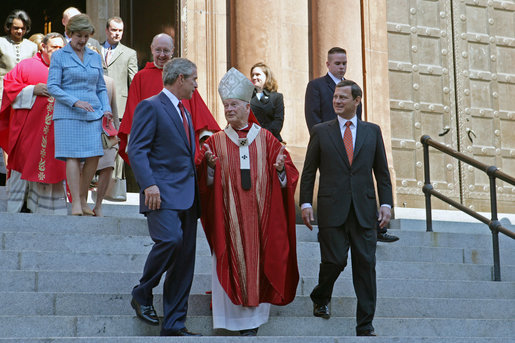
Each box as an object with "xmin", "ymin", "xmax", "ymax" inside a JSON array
[{"xmin": 377, "ymin": 238, "xmax": 399, "ymax": 243}]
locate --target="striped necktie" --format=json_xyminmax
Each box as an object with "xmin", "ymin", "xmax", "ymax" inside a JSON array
[
  {"xmin": 105, "ymin": 46, "xmax": 112, "ymax": 65},
  {"xmin": 178, "ymin": 101, "xmax": 190, "ymax": 146}
]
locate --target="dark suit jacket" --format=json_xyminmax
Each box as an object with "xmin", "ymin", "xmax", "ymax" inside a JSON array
[
  {"xmin": 128, "ymin": 92, "xmax": 199, "ymax": 215},
  {"xmin": 102, "ymin": 42, "xmax": 138, "ymax": 116},
  {"xmin": 250, "ymin": 89, "xmax": 284, "ymax": 141},
  {"xmin": 304, "ymin": 74, "xmax": 362, "ymax": 133},
  {"xmin": 300, "ymin": 118, "xmax": 392, "ymax": 229}
]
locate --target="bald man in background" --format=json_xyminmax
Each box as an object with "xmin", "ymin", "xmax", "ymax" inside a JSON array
[
  {"xmin": 61, "ymin": 7, "xmax": 101, "ymax": 51},
  {"xmin": 118, "ymin": 33, "xmax": 219, "ymax": 163}
]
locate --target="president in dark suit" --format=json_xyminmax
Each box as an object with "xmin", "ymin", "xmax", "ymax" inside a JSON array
[
  {"xmin": 300, "ymin": 80, "xmax": 393, "ymax": 336},
  {"xmin": 128, "ymin": 58, "xmax": 201, "ymax": 337},
  {"xmin": 304, "ymin": 47, "xmax": 361, "ymax": 133}
]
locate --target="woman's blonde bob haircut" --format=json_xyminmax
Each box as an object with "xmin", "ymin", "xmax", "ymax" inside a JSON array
[{"xmin": 66, "ymin": 13, "xmax": 95, "ymax": 36}]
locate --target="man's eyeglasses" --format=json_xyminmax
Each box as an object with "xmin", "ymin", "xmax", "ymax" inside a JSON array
[{"xmin": 153, "ymin": 48, "xmax": 172, "ymax": 55}]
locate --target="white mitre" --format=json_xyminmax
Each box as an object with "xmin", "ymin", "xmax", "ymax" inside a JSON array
[{"xmin": 218, "ymin": 67, "xmax": 255, "ymax": 103}]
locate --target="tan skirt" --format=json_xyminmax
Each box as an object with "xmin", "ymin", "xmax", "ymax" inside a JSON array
[{"xmin": 97, "ymin": 146, "xmax": 117, "ymax": 170}]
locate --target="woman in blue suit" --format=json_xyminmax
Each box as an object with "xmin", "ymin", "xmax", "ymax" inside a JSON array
[{"xmin": 48, "ymin": 14, "xmax": 112, "ymax": 216}]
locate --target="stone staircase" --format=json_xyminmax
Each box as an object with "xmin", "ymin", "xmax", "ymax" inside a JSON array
[{"xmin": 0, "ymin": 192, "xmax": 514, "ymax": 342}]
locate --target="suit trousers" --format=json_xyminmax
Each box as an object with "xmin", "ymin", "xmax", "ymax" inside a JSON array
[
  {"xmin": 132, "ymin": 205, "xmax": 198, "ymax": 335},
  {"xmin": 311, "ymin": 204, "xmax": 377, "ymax": 334}
]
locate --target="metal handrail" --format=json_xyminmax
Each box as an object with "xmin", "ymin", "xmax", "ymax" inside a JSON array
[{"xmin": 420, "ymin": 135, "xmax": 515, "ymax": 281}]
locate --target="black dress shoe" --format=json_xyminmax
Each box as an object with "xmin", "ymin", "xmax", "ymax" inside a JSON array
[
  {"xmin": 165, "ymin": 328, "xmax": 202, "ymax": 336},
  {"xmin": 377, "ymin": 232, "xmax": 399, "ymax": 243},
  {"xmin": 313, "ymin": 303, "xmax": 330, "ymax": 319},
  {"xmin": 131, "ymin": 298, "xmax": 159, "ymax": 326},
  {"xmin": 240, "ymin": 327, "xmax": 259, "ymax": 336},
  {"xmin": 357, "ymin": 330, "xmax": 377, "ymax": 336}
]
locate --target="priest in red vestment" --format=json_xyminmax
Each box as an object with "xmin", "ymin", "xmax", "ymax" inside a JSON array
[
  {"xmin": 0, "ymin": 33, "xmax": 67, "ymax": 213},
  {"xmin": 118, "ymin": 33, "xmax": 219, "ymax": 162},
  {"xmin": 196, "ymin": 68, "xmax": 299, "ymax": 336}
]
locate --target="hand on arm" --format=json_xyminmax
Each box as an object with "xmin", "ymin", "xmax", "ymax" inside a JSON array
[
  {"xmin": 144, "ymin": 185, "xmax": 161, "ymax": 210},
  {"xmin": 73, "ymin": 100, "xmax": 94, "ymax": 112},
  {"xmin": 33, "ymin": 83, "xmax": 50, "ymax": 97}
]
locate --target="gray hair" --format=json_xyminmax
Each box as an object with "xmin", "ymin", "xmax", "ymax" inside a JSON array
[
  {"xmin": 162, "ymin": 58, "xmax": 196, "ymax": 86},
  {"xmin": 42, "ymin": 32, "xmax": 65, "ymax": 45}
]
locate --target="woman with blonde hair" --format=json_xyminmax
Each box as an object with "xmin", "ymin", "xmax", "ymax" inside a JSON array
[
  {"xmin": 48, "ymin": 14, "xmax": 112, "ymax": 216},
  {"xmin": 29, "ymin": 33, "xmax": 44, "ymax": 52}
]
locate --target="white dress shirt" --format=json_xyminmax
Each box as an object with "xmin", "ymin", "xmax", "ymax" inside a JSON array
[
  {"xmin": 162, "ymin": 88, "xmax": 187, "ymax": 124},
  {"xmin": 301, "ymin": 114, "xmax": 390, "ymax": 210},
  {"xmin": 328, "ymin": 71, "xmax": 343, "ymax": 85}
]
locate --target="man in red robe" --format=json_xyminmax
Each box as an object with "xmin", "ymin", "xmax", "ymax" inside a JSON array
[
  {"xmin": 118, "ymin": 33, "xmax": 219, "ymax": 162},
  {"xmin": 0, "ymin": 33, "xmax": 67, "ymax": 213},
  {"xmin": 196, "ymin": 68, "xmax": 299, "ymax": 336}
]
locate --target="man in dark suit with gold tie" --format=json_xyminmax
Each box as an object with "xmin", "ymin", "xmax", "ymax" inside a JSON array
[{"xmin": 300, "ymin": 80, "xmax": 393, "ymax": 336}]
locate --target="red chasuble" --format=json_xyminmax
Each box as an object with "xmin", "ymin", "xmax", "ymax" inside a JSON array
[
  {"xmin": 196, "ymin": 126, "xmax": 299, "ymax": 307},
  {"xmin": 0, "ymin": 53, "xmax": 65, "ymax": 183},
  {"xmin": 118, "ymin": 62, "xmax": 220, "ymax": 162}
]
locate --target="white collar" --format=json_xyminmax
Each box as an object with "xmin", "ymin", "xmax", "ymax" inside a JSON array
[
  {"xmin": 161, "ymin": 88, "xmax": 180, "ymax": 109},
  {"xmin": 337, "ymin": 114, "xmax": 357, "ymax": 128},
  {"xmin": 328, "ymin": 71, "xmax": 343, "ymax": 85}
]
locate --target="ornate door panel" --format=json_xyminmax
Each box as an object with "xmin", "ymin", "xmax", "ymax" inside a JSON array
[
  {"xmin": 387, "ymin": 0, "xmax": 460, "ymax": 209},
  {"xmin": 452, "ymin": 0, "xmax": 515, "ymax": 212}
]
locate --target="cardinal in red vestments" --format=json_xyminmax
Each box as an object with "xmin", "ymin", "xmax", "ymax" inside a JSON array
[
  {"xmin": 196, "ymin": 68, "xmax": 299, "ymax": 336},
  {"xmin": 0, "ymin": 33, "xmax": 67, "ymax": 213},
  {"xmin": 118, "ymin": 33, "xmax": 220, "ymax": 163}
]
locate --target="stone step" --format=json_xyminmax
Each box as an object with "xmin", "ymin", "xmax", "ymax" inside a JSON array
[
  {"xmin": 0, "ymin": 315, "xmax": 512, "ymax": 338},
  {"xmin": 2, "ymin": 291, "xmax": 513, "ymax": 320},
  {"xmin": 3, "ymin": 270, "xmax": 514, "ymax": 299},
  {"xmin": 392, "ymin": 217, "xmax": 515, "ymax": 235},
  {"xmin": 1, "ymin": 249, "xmax": 513, "ymax": 281},
  {"xmin": 0, "ymin": 338, "xmax": 509, "ymax": 343},
  {"xmin": 4, "ymin": 231, "xmax": 512, "ymax": 265},
  {"xmin": 1, "ymin": 212, "xmax": 514, "ymax": 250},
  {"xmin": 0, "ymin": 212, "xmax": 147, "ymax": 235}
]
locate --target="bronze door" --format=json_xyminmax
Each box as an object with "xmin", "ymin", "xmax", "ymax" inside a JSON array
[{"xmin": 387, "ymin": 0, "xmax": 515, "ymax": 212}]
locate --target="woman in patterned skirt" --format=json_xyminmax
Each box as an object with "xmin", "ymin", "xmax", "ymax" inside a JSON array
[{"xmin": 48, "ymin": 14, "xmax": 112, "ymax": 216}]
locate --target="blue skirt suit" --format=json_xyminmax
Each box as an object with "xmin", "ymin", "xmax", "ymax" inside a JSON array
[{"xmin": 48, "ymin": 43, "xmax": 111, "ymax": 160}]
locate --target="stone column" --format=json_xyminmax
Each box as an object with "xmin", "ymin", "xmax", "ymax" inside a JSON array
[
  {"xmin": 86, "ymin": 0, "xmax": 119, "ymax": 43},
  {"xmin": 310, "ymin": 0, "xmax": 363, "ymax": 94},
  {"xmin": 310, "ymin": 0, "xmax": 396, "ymax": 207},
  {"xmin": 229, "ymin": 0, "xmax": 310, "ymax": 161},
  {"xmin": 180, "ymin": 0, "xmax": 228, "ymax": 124}
]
